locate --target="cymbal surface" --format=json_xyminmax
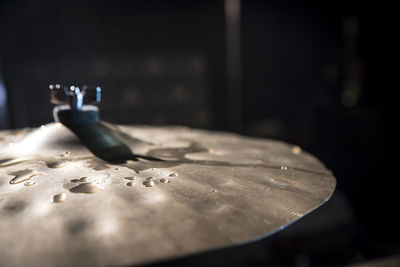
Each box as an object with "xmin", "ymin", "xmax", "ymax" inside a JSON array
[{"xmin": 0, "ymin": 123, "xmax": 335, "ymax": 267}]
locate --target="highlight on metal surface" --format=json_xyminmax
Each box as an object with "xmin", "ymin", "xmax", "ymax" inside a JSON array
[{"xmin": 49, "ymin": 84, "xmax": 101, "ymax": 110}]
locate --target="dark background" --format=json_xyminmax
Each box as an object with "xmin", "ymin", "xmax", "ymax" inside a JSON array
[{"xmin": 0, "ymin": 0, "xmax": 397, "ymax": 266}]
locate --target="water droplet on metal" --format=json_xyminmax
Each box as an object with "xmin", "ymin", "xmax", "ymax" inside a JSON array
[
  {"xmin": 53, "ymin": 193, "xmax": 67, "ymax": 203},
  {"xmin": 60, "ymin": 151, "xmax": 71, "ymax": 157},
  {"xmin": 124, "ymin": 176, "xmax": 136, "ymax": 180},
  {"xmin": 159, "ymin": 179, "xmax": 169, "ymax": 183},
  {"xmin": 143, "ymin": 180, "xmax": 155, "ymax": 187},
  {"xmin": 169, "ymin": 173, "xmax": 178, "ymax": 177},
  {"xmin": 71, "ymin": 177, "xmax": 89, "ymax": 183},
  {"xmin": 69, "ymin": 183, "xmax": 103, "ymax": 194},
  {"xmin": 281, "ymin": 166, "xmax": 288, "ymax": 170},
  {"xmin": 126, "ymin": 182, "xmax": 135, "ymax": 187},
  {"xmin": 9, "ymin": 169, "xmax": 34, "ymax": 184},
  {"xmin": 24, "ymin": 180, "xmax": 35, "ymax": 187}
]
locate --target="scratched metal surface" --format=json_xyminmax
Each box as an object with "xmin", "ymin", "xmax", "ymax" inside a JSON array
[{"xmin": 0, "ymin": 123, "xmax": 336, "ymax": 267}]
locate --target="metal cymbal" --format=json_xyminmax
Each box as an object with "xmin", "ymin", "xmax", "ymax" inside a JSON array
[{"xmin": 0, "ymin": 123, "xmax": 336, "ymax": 267}]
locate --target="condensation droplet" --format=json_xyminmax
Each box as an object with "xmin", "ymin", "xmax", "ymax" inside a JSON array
[
  {"xmin": 60, "ymin": 151, "xmax": 71, "ymax": 157},
  {"xmin": 79, "ymin": 177, "xmax": 89, "ymax": 183},
  {"xmin": 143, "ymin": 180, "xmax": 155, "ymax": 187},
  {"xmin": 69, "ymin": 183, "xmax": 103, "ymax": 194},
  {"xmin": 124, "ymin": 176, "xmax": 136, "ymax": 180},
  {"xmin": 53, "ymin": 193, "xmax": 67, "ymax": 203},
  {"xmin": 213, "ymin": 189, "xmax": 218, "ymax": 193},
  {"xmin": 281, "ymin": 166, "xmax": 288, "ymax": 170},
  {"xmin": 159, "ymin": 179, "xmax": 169, "ymax": 183},
  {"xmin": 292, "ymin": 146, "xmax": 302, "ymax": 155},
  {"xmin": 24, "ymin": 180, "xmax": 35, "ymax": 187},
  {"xmin": 126, "ymin": 182, "xmax": 135, "ymax": 187},
  {"xmin": 9, "ymin": 169, "xmax": 34, "ymax": 184},
  {"xmin": 169, "ymin": 173, "xmax": 178, "ymax": 177},
  {"xmin": 71, "ymin": 177, "xmax": 88, "ymax": 183}
]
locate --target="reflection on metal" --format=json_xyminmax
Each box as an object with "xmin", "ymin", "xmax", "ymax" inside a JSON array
[
  {"xmin": 0, "ymin": 123, "xmax": 335, "ymax": 267},
  {"xmin": 49, "ymin": 84, "xmax": 101, "ymax": 110}
]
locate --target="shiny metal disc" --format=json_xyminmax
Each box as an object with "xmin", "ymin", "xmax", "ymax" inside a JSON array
[{"xmin": 0, "ymin": 123, "xmax": 335, "ymax": 267}]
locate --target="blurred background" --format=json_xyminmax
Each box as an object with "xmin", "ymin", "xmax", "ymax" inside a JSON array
[{"xmin": 0, "ymin": 0, "xmax": 397, "ymax": 266}]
